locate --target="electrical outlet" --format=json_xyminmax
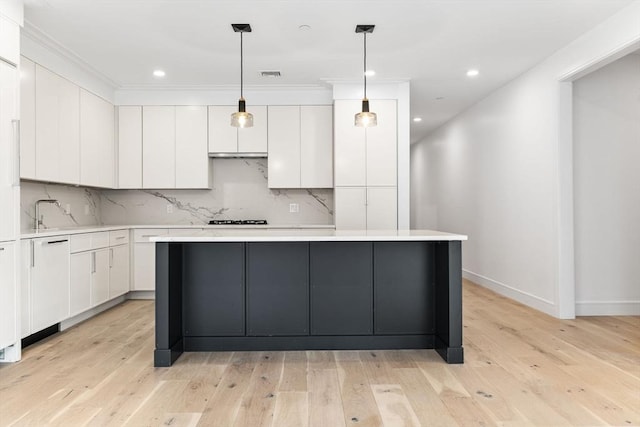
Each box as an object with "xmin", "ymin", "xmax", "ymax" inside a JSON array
[
  {"xmin": 167, "ymin": 204, "xmax": 173, "ymax": 214},
  {"xmin": 289, "ymin": 203, "xmax": 299, "ymax": 213}
]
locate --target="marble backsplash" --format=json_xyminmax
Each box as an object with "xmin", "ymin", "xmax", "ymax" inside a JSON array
[
  {"xmin": 20, "ymin": 181, "xmax": 102, "ymax": 232},
  {"xmin": 101, "ymin": 159, "xmax": 334, "ymax": 226},
  {"xmin": 20, "ymin": 159, "xmax": 334, "ymax": 231}
]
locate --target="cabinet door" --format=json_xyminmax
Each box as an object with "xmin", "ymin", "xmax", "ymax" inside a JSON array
[
  {"xmin": 117, "ymin": 106, "xmax": 142, "ymax": 188},
  {"xmin": 182, "ymin": 243, "xmax": 245, "ymax": 336},
  {"xmin": 81, "ymin": 89, "xmax": 114, "ymax": 188},
  {"xmin": 301, "ymin": 105, "xmax": 333, "ymax": 188},
  {"xmin": 247, "ymin": 242, "xmax": 309, "ymax": 336},
  {"xmin": 58, "ymin": 78, "xmax": 80, "ymax": 185},
  {"xmin": 208, "ymin": 105, "xmax": 237, "ymax": 153},
  {"xmin": 374, "ymin": 242, "xmax": 435, "ymax": 335},
  {"xmin": 70, "ymin": 252, "xmax": 91, "ymax": 316},
  {"xmin": 366, "ymin": 100, "xmax": 397, "ymax": 186},
  {"xmin": 143, "ymin": 106, "xmax": 175, "ymax": 188},
  {"xmin": 268, "ymin": 106, "xmax": 300, "ymax": 188},
  {"xmin": 310, "ymin": 242, "xmax": 372, "ymax": 335},
  {"xmin": 31, "ymin": 237, "xmax": 69, "ymax": 332},
  {"xmin": 20, "ymin": 56, "xmax": 36, "ymax": 180},
  {"xmin": 0, "ymin": 242, "xmax": 17, "ymax": 349},
  {"xmin": 334, "ymin": 100, "xmax": 366, "ymax": 186},
  {"xmin": 35, "ymin": 65, "xmax": 60, "ymax": 182},
  {"xmin": 133, "ymin": 242, "xmax": 155, "ymax": 291},
  {"xmin": 238, "ymin": 105, "xmax": 267, "ymax": 153},
  {"xmin": 176, "ymin": 106, "xmax": 208, "ymax": 189},
  {"xmin": 0, "ymin": 61, "xmax": 17, "ymax": 241},
  {"xmin": 334, "ymin": 187, "xmax": 366, "ymax": 230},
  {"xmin": 20, "ymin": 240, "xmax": 32, "ymax": 337},
  {"xmin": 109, "ymin": 244, "xmax": 130, "ymax": 298},
  {"xmin": 91, "ymin": 249, "xmax": 110, "ymax": 306},
  {"xmin": 367, "ymin": 187, "xmax": 397, "ymax": 230}
]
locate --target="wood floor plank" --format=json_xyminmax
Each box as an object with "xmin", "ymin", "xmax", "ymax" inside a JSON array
[
  {"xmin": 278, "ymin": 351, "xmax": 308, "ymax": 392},
  {"xmin": 308, "ymin": 368, "xmax": 346, "ymax": 427},
  {"xmin": 335, "ymin": 352, "xmax": 383, "ymax": 426},
  {"xmin": 371, "ymin": 384, "xmax": 421, "ymax": 427},
  {"xmin": 272, "ymin": 391, "xmax": 309, "ymax": 427}
]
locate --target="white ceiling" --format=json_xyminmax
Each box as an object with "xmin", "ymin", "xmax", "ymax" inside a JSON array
[{"xmin": 23, "ymin": 0, "xmax": 634, "ymax": 142}]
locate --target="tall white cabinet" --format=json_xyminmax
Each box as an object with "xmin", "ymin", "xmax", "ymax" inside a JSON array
[
  {"xmin": 334, "ymin": 99, "xmax": 398, "ymax": 229},
  {"xmin": 80, "ymin": 89, "xmax": 114, "ymax": 188},
  {"xmin": 0, "ymin": 5, "xmax": 21, "ymax": 360},
  {"xmin": 268, "ymin": 105, "xmax": 333, "ymax": 189}
]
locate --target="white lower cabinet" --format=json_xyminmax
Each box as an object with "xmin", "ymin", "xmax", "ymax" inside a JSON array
[
  {"xmin": 109, "ymin": 244, "xmax": 130, "ymax": 298},
  {"xmin": 0, "ymin": 241, "xmax": 17, "ymax": 350},
  {"xmin": 22, "ymin": 237, "xmax": 70, "ymax": 335},
  {"xmin": 335, "ymin": 187, "xmax": 397, "ymax": 230},
  {"xmin": 69, "ymin": 230, "xmax": 129, "ymax": 316},
  {"xmin": 132, "ymin": 229, "xmax": 168, "ymax": 291}
]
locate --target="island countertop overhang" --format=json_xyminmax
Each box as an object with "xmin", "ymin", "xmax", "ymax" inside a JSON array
[{"xmin": 151, "ymin": 229, "xmax": 468, "ymax": 243}]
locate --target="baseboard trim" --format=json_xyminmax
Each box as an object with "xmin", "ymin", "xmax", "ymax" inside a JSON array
[
  {"xmin": 127, "ymin": 290, "xmax": 155, "ymax": 300},
  {"xmin": 60, "ymin": 296, "xmax": 126, "ymax": 331},
  {"xmin": 463, "ymin": 270, "xmax": 557, "ymax": 317},
  {"xmin": 575, "ymin": 300, "xmax": 640, "ymax": 316}
]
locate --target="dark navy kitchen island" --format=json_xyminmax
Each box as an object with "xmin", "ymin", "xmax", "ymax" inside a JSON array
[{"xmin": 152, "ymin": 230, "xmax": 467, "ymax": 367}]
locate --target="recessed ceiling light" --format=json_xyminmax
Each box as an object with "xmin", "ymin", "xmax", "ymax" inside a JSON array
[
  {"xmin": 413, "ymin": 117, "xmax": 423, "ymax": 123},
  {"xmin": 153, "ymin": 69, "xmax": 166, "ymax": 77},
  {"xmin": 466, "ymin": 69, "xmax": 479, "ymax": 77},
  {"xmin": 298, "ymin": 24, "xmax": 311, "ymax": 31},
  {"xmin": 364, "ymin": 70, "xmax": 376, "ymax": 77},
  {"xmin": 435, "ymin": 96, "xmax": 444, "ymax": 100}
]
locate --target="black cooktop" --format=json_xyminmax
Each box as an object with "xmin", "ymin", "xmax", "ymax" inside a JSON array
[{"xmin": 208, "ymin": 219, "xmax": 268, "ymax": 225}]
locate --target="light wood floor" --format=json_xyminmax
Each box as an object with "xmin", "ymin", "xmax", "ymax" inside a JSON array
[{"xmin": 1, "ymin": 280, "xmax": 639, "ymax": 427}]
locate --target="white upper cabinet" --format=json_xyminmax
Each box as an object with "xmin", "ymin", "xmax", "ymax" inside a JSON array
[
  {"xmin": 143, "ymin": 106, "xmax": 175, "ymax": 189},
  {"xmin": 334, "ymin": 99, "xmax": 397, "ymax": 187},
  {"xmin": 117, "ymin": 106, "xmax": 142, "ymax": 189},
  {"xmin": 334, "ymin": 187, "xmax": 367, "ymax": 230},
  {"xmin": 19, "ymin": 56, "xmax": 35, "ymax": 180},
  {"xmin": 208, "ymin": 105, "xmax": 267, "ymax": 155},
  {"xmin": 268, "ymin": 105, "xmax": 333, "ymax": 189},
  {"xmin": 334, "ymin": 100, "xmax": 366, "ymax": 186},
  {"xmin": 35, "ymin": 64, "xmax": 81, "ymax": 184},
  {"xmin": 140, "ymin": 105, "xmax": 209, "ymax": 189},
  {"xmin": 301, "ymin": 105, "xmax": 333, "ymax": 188},
  {"xmin": 268, "ymin": 106, "xmax": 300, "ymax": 188},
  {"xmin": 176, "ymin": 106, "xmax": 209, "ymax": 189},
  {"xmin": 80, "ymin": 89, "xmax": 114, "ymax": 188},
  {"xmin": 366, "ymin": 187, "xmax": 397, "ymax": 229},
  {"xmin": 365, "ymin": 100, "xmax": 397, "ymax": 187}
]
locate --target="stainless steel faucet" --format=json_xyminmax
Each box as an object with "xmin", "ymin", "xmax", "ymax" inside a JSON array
[{"xmin": 34, "ymin": 199, "xmax": 60, "ymax": 230}]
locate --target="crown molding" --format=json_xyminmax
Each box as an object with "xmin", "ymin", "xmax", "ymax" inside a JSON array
[
  {"xmin": 22, "ymin": 19, "xmax": 120, "ymax": 89},
  {"xmin": 116, "ymin": 83, "xmax": 332, "ymax": 92}
]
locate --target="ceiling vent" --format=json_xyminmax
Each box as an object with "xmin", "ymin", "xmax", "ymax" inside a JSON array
[{"xmin": 260, "ymin": 71, "xmax": 281, "ymax": 78}]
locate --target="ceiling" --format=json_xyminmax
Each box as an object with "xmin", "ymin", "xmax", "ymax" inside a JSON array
[{"xmin": 23, "ymin": 0, "xmax": 634, "ymax": 143}]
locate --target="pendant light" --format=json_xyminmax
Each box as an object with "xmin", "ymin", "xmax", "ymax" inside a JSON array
[
  {"xmin": 231, "ymin": 23, "xmax": 253, "ymax": 128},
  {"xmin": 355, "ymin": 24, "xmax": 377, "ymax": 127}
]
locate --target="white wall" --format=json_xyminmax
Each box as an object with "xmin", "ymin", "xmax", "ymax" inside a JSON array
[
  {"xmin": 411, "ymin": 2, "xmax": 640, "ymax": 317},
  {"xmin": 573, "ymin": 53, "xmax": 640, "ymax": 315}
]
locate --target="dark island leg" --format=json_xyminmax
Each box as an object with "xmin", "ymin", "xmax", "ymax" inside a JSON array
[
  {"xmin": 154, "ymin": 242, "xmax": 184, "ymax": 367},
  {"xmin": 434, "ymin": 240, "xmax": 464, "ymax": 363}
]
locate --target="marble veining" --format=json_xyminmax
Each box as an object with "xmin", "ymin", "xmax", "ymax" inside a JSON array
[{"xmin": 19, "ymin": 159, "xmax": 334, "ymax": 230}]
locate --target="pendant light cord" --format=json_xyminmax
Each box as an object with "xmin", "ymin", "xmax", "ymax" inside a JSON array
[
  {"xmin": 363, "ymin": 32, "xmax": 367, "ymax": 99},
  {"xmin": 240, "ymin": 31, "xmax": 244, "ymax": 99}
]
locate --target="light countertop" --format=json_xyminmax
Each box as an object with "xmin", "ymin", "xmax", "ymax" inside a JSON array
[
  {"xmin": 151, "ymin": 229, "xmax": 468, "ymax": 242},
  {"xmin": 20, "ymin": 224, "xmax": 336, "ymax": 239}
]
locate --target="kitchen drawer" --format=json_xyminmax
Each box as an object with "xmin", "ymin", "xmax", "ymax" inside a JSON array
[
  {"xmin": 134, "ymin": 228, "xmax": 169, "ymax": 243},
  {"xmin": 109, "ymin": 229, "xmax": 129, "ymax": 246},
  {"xmin": 70, "ymin": 233, "xmax": 92, "ymax": 253},
  {"xmin": 70, "ymin": 232, "xmax": 110, "ymax": 253}
]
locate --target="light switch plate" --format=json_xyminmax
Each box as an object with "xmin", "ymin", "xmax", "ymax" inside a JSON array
[{"xmin": 289, "ymin": 203, "xmax": 299, "ymax": 213}]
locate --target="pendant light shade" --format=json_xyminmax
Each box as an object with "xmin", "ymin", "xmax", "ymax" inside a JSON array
[
  {"xmin": 231, "ymin": 24, "xmax": 253, "ymax": 128},
  {"xmin": 355, "ymin": 25, "xmax": 377, "ymax": 128}
]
